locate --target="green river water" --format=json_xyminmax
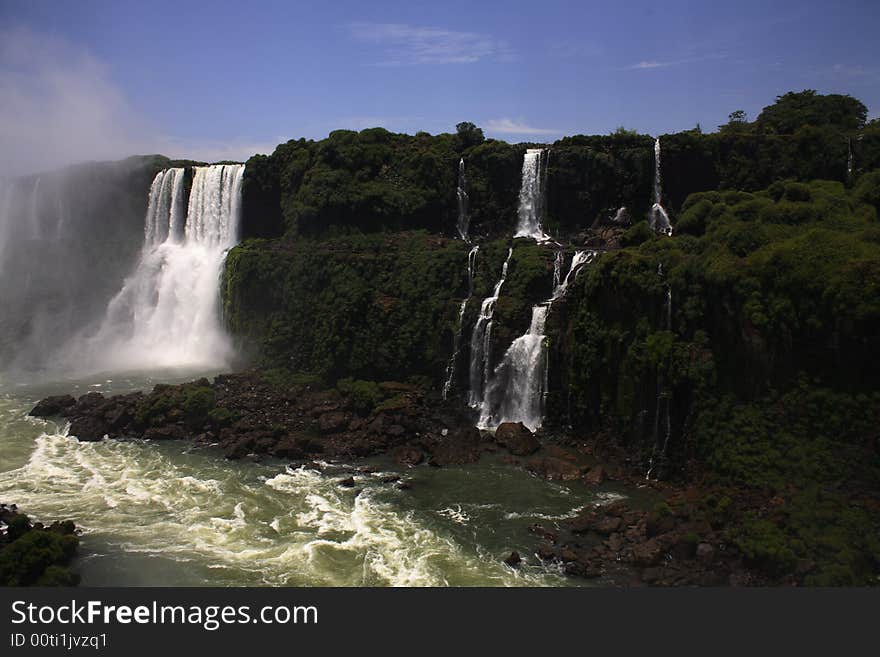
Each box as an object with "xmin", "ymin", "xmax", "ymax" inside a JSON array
[{"xmin": 0, "ymin": 370, "xmax": 632, "ymax": 587}]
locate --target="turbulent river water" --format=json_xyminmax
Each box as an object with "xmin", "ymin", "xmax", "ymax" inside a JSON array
[{"xmin": 0, "ymin": 370, "xmax": 631, "ymax": 587}]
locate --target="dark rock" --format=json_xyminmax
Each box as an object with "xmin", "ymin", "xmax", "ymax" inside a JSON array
[
  {"xmin": 696, "ymin": 542, "xmax": 715, "ymax": 564},
  {"xmin": 68, "ymin": 415, "xmax": 108, "ymax": 442},
  {"xmin": 584, "ymin": 466, "xmax": 606, "ymax": 486},
  {"xmin": 143, "ymin": 424, "xmax": 186, "ymax": 441},
  {"xmin": 504, "ymin": 551, "xmax": 522, "ymax": 568},
  {"xmin": 392, "ymin": 446, "xmax": 424, "ymax": 466},
  {"xmin": 338, "ymin": 476, "xmax": 355, "ymax": 488},
  {"xmin": 396, "ymin": 481, "xmax": 413, "ymax": 491},
  {"xmin": 646, "ymin": 511, "xmax": 677, "ymax": 538},
  {"xmin": 273, "ymin": 436, "xmax": 305, "ymax": 459},
  {"xmin": 29, "ymin": 395, "xmax": 76, "ymax": 417},
  {"xmin": 494, "ymin": 422, "xmax": 540, "ymax": 456},
  {"xmin": 429, "ymin": 427, "xmax": 482, "ymax": 466},
  {"xmin": 380, "ymin": 475, "xmax": 401, "ymax": 484},
  {"xmin": 631, "ymin": 539, "xmax": 664, "ymax": 567},
  {"xmin": 525, "ymin": 456, "xmax": 584, "ymax": 481},
  {"xmin": 318, "ymin": 412, "xmax": 349, "ymax": 434}
]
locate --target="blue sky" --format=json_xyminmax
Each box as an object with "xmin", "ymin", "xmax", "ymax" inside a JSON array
[{"xmin": 1, "ymin": 0, "xmax": 878, "ymax": 174}]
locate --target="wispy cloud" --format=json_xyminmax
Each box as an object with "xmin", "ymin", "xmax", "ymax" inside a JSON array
[
  {"xmin": 627, "ymin": 60, "xmax": 673, "ymax": 70},
  {"xmin": 347, "ymin": 22, "xmax": 510, "ymax": 65},
  {"xmin": 485, "ymin": 118, "xmax": 559, "ymax": 136},
  {"xmin": 624, "ymin": 52, "xmax": 727, "ymax": 71}
]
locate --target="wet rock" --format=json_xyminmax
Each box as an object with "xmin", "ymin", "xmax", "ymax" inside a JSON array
[
  {"xmin": 68, "ymin": 415, "xmax": 108, "ymax": 442},
  {"xmin": 272, "ymin": 436, "xmax": 305, "ymax": 460},
  {"xmin": 29, "ymin": 395, "xmax": 76, "ymax": 417},
  {"xmin": 396, "ymin": 481, "xmax": 413, "ymax": 491},
  {"xmin": 696, "ymin": 543, "xmax": 715, "ymax": 564},
  {"xmin": 504, "ymin": 551, "xmax": 522, "ymax": 568},
  {"xmin": 393, "ymin": 446, "xmax": 424, "ymax": 466},
  {"xmin": 338, "ymin": 476, "xmax": 355, "ymax": 488},
  {"xmin": 429, "ymin": 427, "xmax": 482, "ymax": 466},
  {"xmin": 143, "ymin": 424, "xmax": 186, "ymax": 441},
  {"xmin": 595, "ymin": 516, "xmax": 623, "ymax": 535},
  {"xmin": 380, "ymin": 475, "xmax": 401, "ymax": 484},
  {"xmin": 584, "ymin": 466, "xmax": 606, "ymax": 486},
  {"xmin": 631, "ymin": 539, "xmax": 664, "ymax": 567},
  {"xmin": 525, "ymin": 456, "xmax": 584, "ymax": 481},
  {"xmin": 318, "ymin": 412, "xmax": 349, "ymax": 434},
  {"xmin": 495, "ymin": 422, "xmax": 540, "ymax": 456}
]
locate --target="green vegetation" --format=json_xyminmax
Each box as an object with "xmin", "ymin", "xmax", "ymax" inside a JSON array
[
  {"xmin": 0, "ymin": 512, "xmax": 80, "ymax": 586},
  {"xmin": 223, "ymin": 90, "xmax": 880, "ymax": 584}
]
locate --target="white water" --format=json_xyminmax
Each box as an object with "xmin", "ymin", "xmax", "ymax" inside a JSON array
[
  {"xmin": 515, "ymin": 149, "xmax": 550, "ymax": 240},
  {"xmin": 76, "ymin": 164, "xmax": 244, "ymax": 373},
  {"xmin": 468, "ymin": 248, "xmax": 514, "ymax": 408},
  {"xmin": 443, "ymin": 245, "xmax": 479, "ymax": 400},
  {"xmin": 0, "ymin": 378, "xmax": 592, "ymax": 587},
  {"xmin": 649, "ymin": 139, "xmax": 673, "ymax": 236},
  {"xmin": 478, "ymin": 251, "xmax": 595, "ymax": 431},
  {"xmin": 456, "ymin": 158, "xmax": 470, "ymax": 240}
]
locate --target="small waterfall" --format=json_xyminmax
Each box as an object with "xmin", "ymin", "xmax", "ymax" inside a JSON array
[
  {"xmin": 847, "ymin": 137, "xmax": 854, "ymax": 180},
  {"xmin": 81, "ymin": 164, "xmax": 244, "ymax": 372},
  {"xmin": 649, "ymin": 139, "xmax": 673, "ymax": 236},
  {"xmin": 478, "ymin": 250, "xmax": 595, "ymax": 431},
  {"xmin": 611, "ymin": 206, "xmax": 630, "ymax": 224},
  {"xmin": 468, "ymin": 247, "xmax": 514, "ymax": 407},
  {"xmin": 552, "ymin": 250, "xmax": 563, "ymax": 290},
  {"xmin": 456, "ymin": 158, "xmax": 470, "ymax": 241},
  {"xmin": 442, "ymin": 245, "xmax": 479, "ymax": 400},
  {"xmin": 515, "ymin": 149, "xmax": 550, "ymax": 240}
]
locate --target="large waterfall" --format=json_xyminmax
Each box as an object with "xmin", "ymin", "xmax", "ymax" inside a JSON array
[
  {"xmin": 477, "ymin": 250, "xmax": 594, "ymax": 431},
  {"xmin": 456, "ymin": 158, "xmax": 470, "ymax": 241},
  {"xmin": 515, "ymin": 149, "xmax": 550, "ymax": 241},
  {"xmin": 649, "ymin": 138, "xmax": 673, "ymax": 236},
  {"xmin": 468, "ymin": 247, "xmax": 513, "ymax": 407},
  {"xmin": 79, "ymin": 164, "xmax": 245, "ymax": 373},
  {"xmin": 442, "ymin": 245, "xmax": 479, "ymax": 400}
]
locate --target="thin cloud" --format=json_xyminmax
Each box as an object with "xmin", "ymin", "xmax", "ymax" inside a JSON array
[
  {"xmin": 348, "ymin": 22, "xmax": 510, "ymax": 65},
  {"xmin": 627, "ymin": 60, "xmax": 672, "ymax": 70},
  {"xmin": 485, "ymin": 118, "xmax": 559, "ymax": 136}
]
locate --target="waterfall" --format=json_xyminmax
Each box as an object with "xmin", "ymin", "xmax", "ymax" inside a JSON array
[
  {"xmin": 468, "ymin": 247, "xmax": 514, "ymax": 407},
  {"xmin": 515, "ymin": 149, "xmax": 550, "ymax": 240},
  {"xmin": 456, "ymin": 158, "xmax": 470, "ymax": 241},
  {"xmin": 552, "ymin": 250, "xmax": 564, "ymax": 290},
  {"xmin": 611, "ymin": 206, "xmax": 630, "ymax": 224},
  {"xmin": 442, "ymin": 245, "xmax": 479, "ymax": 400},
  {"xmin": 649, "ymin": 139, "xmax": 673, "ymax": 236},
  {"xmin": 80, "ymin": 164, "xmax": 245, "ymax": 373},
  {"xmin": 477, "ymin": 250, "xmax": 595, "ymax": 431},
  {"xmin": 847, "ymin": 137, "xmax": 854, "ymax": 179}
]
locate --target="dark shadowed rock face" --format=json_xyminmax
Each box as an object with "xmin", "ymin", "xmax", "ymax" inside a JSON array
[
  {"xmin": 28, "ymin": 395, "xmax": 76, "ymax": 418},
  {"xmin": 494, "ymin": 422, "xmax": 540, "ymax": 456},
  {"xmin": 428, "ymin": 427, "xmax": 483, "ymax": 466}
]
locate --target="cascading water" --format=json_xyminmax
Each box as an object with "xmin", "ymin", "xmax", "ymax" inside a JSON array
[
  {"xmin": 515, "ymin": 149, "xmax": 550, "ymax": 241},
  {"xmin": 611, "ymin": 206, "xmax": 630, "ymax": 225},
  {"xmin": 468, "ymin": 248, "xmax": 513, "ymax": 408},
  {"xmin": 442, "ymin": 245, "xmax": 479, "ymax": 400},
  {"xmin": 649, "ymin": 138, "xmax": 673, "ymax": 236},
  {"xmin": 478, "ymin": 251, "xmax": 595, "ymax": 431},
  {"xmin": 79, "ymin": 164, "xmax": 244, "ymax": 373},
  {"xmin": 847, "ymin": 137, "xmax": 854, "ymax": 179},
  {"xmin": 456, "ymin": 158, "xmax": 470, "ymax": 241}
]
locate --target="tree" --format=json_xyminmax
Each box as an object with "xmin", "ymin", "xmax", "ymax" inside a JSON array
[
  {"xmin": 455, "ymin": 122, "xmax": 485, "ymax": 150},
  {"xmin": 755, "ymin": 90, "xmax": 867, "ymax": 134},
  {"xmin": 719, "ymin": 110, "xmax": 749, "ymax": 134}
]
